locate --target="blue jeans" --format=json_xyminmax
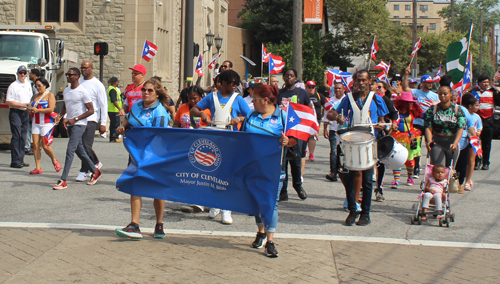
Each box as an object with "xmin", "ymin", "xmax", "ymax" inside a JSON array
[
  {"xmin": 343, "ymin": 167, "xmax": 374, "ymax": 216},
  {"xmin": 328, "ymin": 130, "xmax": 337, "ymax": 173},
  {"xmin": 255, "ymin": 174, "xmax": 284, "ymax": 233}
]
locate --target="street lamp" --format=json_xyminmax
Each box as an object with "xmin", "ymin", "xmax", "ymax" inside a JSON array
[
  {"xmin": 215, "ymin": 35, "xmax": 223, "ymax": 53},
  {"xmin": 206, "ymin": 32, "xmax": 214, "ymax": 50}
]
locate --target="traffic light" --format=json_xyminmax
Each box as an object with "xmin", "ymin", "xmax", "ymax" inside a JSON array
[
  {"xmin": 193, "ymin": 43, "xmax": 199, "ymax": 58},
  {"xmin": 94, "ymin": 42, "xmax": 108, "ymax": 56}
]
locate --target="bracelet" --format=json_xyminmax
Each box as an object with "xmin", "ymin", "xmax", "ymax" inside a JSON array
[{"xmin": 237, "ymin": 117, "xmax": 241, "ymax": 122}]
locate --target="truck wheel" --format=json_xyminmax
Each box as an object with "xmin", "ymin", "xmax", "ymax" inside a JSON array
[
  {"xmin": 59, "ymin": 123, "xmax": 68, "ymax": 138},
  {"xmin": 0, "ymin": 144, "xmax": 10, "ymax": 150}
]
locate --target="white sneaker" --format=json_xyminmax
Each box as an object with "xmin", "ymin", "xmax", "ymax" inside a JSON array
[
  {"xmin": 76, "ymin": 172, "xmax": 87, "ymax": 182},
  {"xmin": 95, "ymin": 162, "xmax": 103, "ymax": 170},
  {"xmin": 208, "ymin": 208, "xmax": 221, "ymax": 219},
  {"xmin": 221, "ymin": 210, "xmax": 233, "ymax": 224}
]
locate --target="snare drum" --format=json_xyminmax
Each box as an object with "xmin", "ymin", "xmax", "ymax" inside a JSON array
[
  {"xmin": 340, "ymin": 131, "xmax": 377, "ymax": 171},
  {"xmin": 378, "ymin": 136, "xmax": 409, "ymax": 170}
]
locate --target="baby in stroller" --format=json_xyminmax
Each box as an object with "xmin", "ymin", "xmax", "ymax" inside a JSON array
[{"xmin": 421, "ymin": 164, "xmax": 447, "ymax": 221}]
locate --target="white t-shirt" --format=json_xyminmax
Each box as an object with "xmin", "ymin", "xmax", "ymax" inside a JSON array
[
  {"xmin": 6, "ymin": 79, "xmax": 33, "ymax": 110},
  {"xmin": 322, "ymin": 94, "xmax": 345, "ymax": 131},
  {"xmin": 243, "ymin": 96, "xmax": 254, "ymax": 111},
  {"xmin": 63, "ymin": 85, "xmax": 92, "ymax": 126},
  {"xmin": 78, "ymin": 77, "xmax": 108, "ymax": 125}
]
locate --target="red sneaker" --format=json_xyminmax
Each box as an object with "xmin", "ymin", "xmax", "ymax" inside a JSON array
[
  {"xmin": 29, "ymin": 168, "xmax": 42, "ymax": 174},
  {"xmin": 53, "ymin": 180, "xmax": 67, "ymax": 190},
  {"xmin": 87, "ymin": 169, "xmax": 102, "ymax": 185},
  {"xmin": 53, "ymin": 159, "xmax": 62, "ymax": 172}
]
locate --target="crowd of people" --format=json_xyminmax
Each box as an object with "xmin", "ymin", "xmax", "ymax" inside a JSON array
[{"xmin": 5, "ymin": 58, "xmax": 500, "ymax": 258}]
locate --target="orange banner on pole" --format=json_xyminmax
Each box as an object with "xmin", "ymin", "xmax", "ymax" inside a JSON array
[{"xmin": 304, "ymin": 0, "xmax": 323, "ymax": 24}]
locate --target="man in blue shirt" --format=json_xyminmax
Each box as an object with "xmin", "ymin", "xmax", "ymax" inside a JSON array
[
  {"xmin": 327, "ymin": 70, "xmax": 389, "ymax": 226},
  {"xmin": 402, "ymin": 67, "xmax": 440, "ymax": 178}
]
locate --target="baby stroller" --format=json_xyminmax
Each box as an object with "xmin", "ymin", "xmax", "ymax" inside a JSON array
[{"xmin": 410, "ymin": 157, "xmax": 456, "ymax": 227}]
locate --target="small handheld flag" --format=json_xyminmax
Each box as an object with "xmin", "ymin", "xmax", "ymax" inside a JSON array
[
  {"xmin": 208, "ymin": 53, "xmax": 221, "ymax": 69},
  {"xmin": 142, "ymin": 40, "xmax": 158, "ymax": 62},
  {"xmin": 285, "ymin": 103, "xmax": 319, "ymax": 141},
  {"xmin": 262, "ymin": 44, "xmax": 269, "ymax": 63},
  {"xmin": 195, "ymin": 54, "xmax": 204, "ymax": 76},
  {"xmin": 410, "ymin": 37, "xmax": 422, "ymax": 58},
  {"xmin": 269, "ymin": 54, "xmax": 285, "ymax": 74},
  {"xmin": 370, "ymin": 39, "xmax": 379, "ymax": 61}
]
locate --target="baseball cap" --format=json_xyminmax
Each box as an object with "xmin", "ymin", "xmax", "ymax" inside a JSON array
[
  {"xmin": 409, "ymin": 79, "xmax": 417, "ymax": 84},
  {"xmin": 392, "ymin": 74, "xmax": 402, "ymax": 81},
  {"xmin": 306, "ymin": 80, "xmax": 316, "ymax": 86},
  {"xmin": 129, "ymin": 63, "xmax": 146, "ymax": 75},
  {"xmin": 420, "ymin": 75, "xmax": 433, "ymax": 83},
  {"xmin": 17, "ymin": 65, "xmax": 28, "ymax": 73}
]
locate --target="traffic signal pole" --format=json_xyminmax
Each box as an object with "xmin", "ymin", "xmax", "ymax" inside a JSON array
[{"xmin": 99, "ymin": 54, "xmax": 104, "ymax": 82}]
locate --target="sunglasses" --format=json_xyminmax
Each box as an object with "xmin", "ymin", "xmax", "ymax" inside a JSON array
[
  {"xmin": 65, "ymin": 73, "xmax": 78, "ymax": 77},
  {"xmin": 141, "ymin": 88, "xmax": 155, "ymax": 93},
  {"xmin": 306, "ymin": 86, "xmax": 315, "ymax": 89},
  {"xmin": 132, "ymin": 72, "xmax": 141, "ymax": 76},
  {"xmin": 221, "ymin": 65, "xmax": 230, "ymax": 68},
  {"xmin": 35, "ymin": 84, "xmax": 43, "ymax": 88},
  {"xmin": 251, "ymin": 97, "xmax": 264, "ymax": 102},
  {"xmin": 18, "ymin": 72, "xmax": 27, "ymax": 75}
]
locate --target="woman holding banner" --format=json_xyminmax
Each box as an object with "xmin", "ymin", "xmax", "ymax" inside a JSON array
[
  {"xmin": 115, "ymin": 78, "xmax": 171, "ymax": 239},
  {"xmin": 241, "ymin": 84, "xmax": 294, "ymax": 258}
]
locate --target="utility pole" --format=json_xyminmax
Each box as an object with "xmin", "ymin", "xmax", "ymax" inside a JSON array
[
  {"xmin": 292, "ymin": 0, "xmax": 303, "ymax": 79},
  {"xmin": 479, "ymin": 12, "xmax": 483, "ymax": 74},
  {"xmin": 451, "ymin": 0, "xmax": 454, "ymax": 32},
  {"xmin": 496, "ymin": 34, "xmax": 498, "ymax": 69},
  {"xmin": 412, "ymin": 0, "xmax": 418, "ymax": 77},
  {"xmin": 184, "ymin": 0, "xmax": 194, "ymax": 81}
]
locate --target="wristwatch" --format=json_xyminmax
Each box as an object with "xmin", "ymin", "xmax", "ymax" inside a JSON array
[{"xmin": 75, "ymin": 117, "xmax": 79, "ymax": 121}]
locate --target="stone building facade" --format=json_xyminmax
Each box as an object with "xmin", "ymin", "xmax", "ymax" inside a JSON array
[{"xmin": 0, "ymin": 0, "xmax": 229, "ymax": 97}]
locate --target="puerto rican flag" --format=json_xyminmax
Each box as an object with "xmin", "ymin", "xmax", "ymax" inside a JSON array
[
  {"xmin": 377, "ymin": 71, "xmax": 390, "ymax": 84},
  {"xmin": 262, "ymin": 44, "xmax": 270, "ymax": 63},
  {"xmin": 208, "ymin": 53, "xmax": 221, "ymax": 69},
  {"xmin": 195, "ymin": 54, "xmax": 204, "ymax": 76},
  {"xmin": 410, "ymin": 37, "xmax": 422, "ymax": 58},
  {"xmin": 370, "ymin": 38, "xmax": 379, "ymax": 60},
  {"xmin": 432, "ymin": 64, "xmax": 442, "ymax": 82},
  {"xmin": 269, "ymin": 54, "xmax": 285, "ymax": 74},
  {"xmin": 324, "ymin": 98, "xmax": 334, "ymax": 112},
  {"xmin": 326, "ymin": 69, "xmax": 353, "ymax": 91},
  {"xmin": 141, "ymin": 40, "xmax": 158, "ymax": 62},
  {"xmin": 452, "ymin": 55, "xmax": 472, "ymax": 97},
  {"xmin": 44, "ymin": 126, "xmax": 54, "ymax": 146},
  {"xmin": 284, "ymin": 103, "xmax": 320, "ymax": 141},
  {"xmin": 469, "ymin": 136, "xmax": 483, "ymax": 157},
  {"xmin": 373, "ymin": 60, "xmax": 390, "ymax": 74}
]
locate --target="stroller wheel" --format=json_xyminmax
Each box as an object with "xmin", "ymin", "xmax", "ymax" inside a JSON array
[
  {"xmin": 439, "ymin": 218, "xmax": 443, "ymax": 227},
  {"xmin": 450, "ymin": 213, "xmax": 455, "ymax": 222},
  {"xmin": 417, "ymin": 215, "xmax": 422, "ymax": 225}
]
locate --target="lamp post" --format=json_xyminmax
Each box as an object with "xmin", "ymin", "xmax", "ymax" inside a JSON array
[
  {"xmin": 215, "ymin": 35, "xmax": 223, "ymax": 54},
  {"xmin": 206, "ymin": 32, "xmax": 214, "ymax": 52}
]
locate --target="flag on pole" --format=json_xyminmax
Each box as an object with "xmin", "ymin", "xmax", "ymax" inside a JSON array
[
  {"xmin": 377, "ymin": 72, "xmax": 390, "ymax": 84},
  {"xmin": 432, "ymin": 64, "xmax": 442, "ymax": 82},
  {"xmin": 141, "ymin": 40, "xmax": 158, "ymax": 62},
  {"xmin": 284, "ymin": 103, "xmax": 320, "ymax": 141},
  {"xmin": 452, "ymin": 55, "xmax": 472, "ymax": 98},
  {"xmin": 410, "ymin": 37, "xmax": 422, "ymax": 58},
  {"xmin": 195, "ymin": 54, "xmax": 203, "ymax": 76},
  {"xmin": 370, "ymin": 39, "xmax": 379, "ymax": 60},
  {"xmin": 262, "ymin": 44, "xmax": 269, "ymax": 63},
  {"xmin": 326, "ymin": 69, "xmax": 354, "ymax": 91},
  {"xmin": 373, "ymin": 61, "xmax": 390, "ymax": 74},
  {"xmin": 446, "ymin": 24, "xmax": 473, "ymax": 84},
  {"xmin": 269, "ymin": 54, "xmax": 285, "ymax": 74},
  {"xmin": 208, "ymin": 53, "xmax": 221, "ymax": 69}
]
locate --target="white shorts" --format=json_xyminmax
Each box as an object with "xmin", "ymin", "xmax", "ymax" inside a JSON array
[{"xmin": 32, "ymin": 123, "xmax": 54, "ymax": 136}]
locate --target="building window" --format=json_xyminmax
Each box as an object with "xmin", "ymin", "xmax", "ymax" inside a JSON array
[
  {"xmin": 405, "ymin": 16, "xmax": 411, "ymax": 18},
  {"xmin": 392, "ymin": 21, "xmax": 401, "ymax": 25},
  {"xmin": 394, "ymin": 4, "xmax": 399, "ymax": 10},
  {"xmin": 420, "ymin": 5, "xmax": 428, "ymax": 12},
  {"xmin": 430, "ymin": 23, "xmax": 436, "ymax": 30},
  {"xmin": 394, "ymin": 16, "xmax": 400, "ymax": 18},
  {"xmin": 405, "ymin": 5, "xmax": 411, "ymax": 10},
  {"xmin": 420, "ymin": 16, "xmax": 428, "ymax": 19},
  {"xmin": 25, "ymin": 0, "xmax": 80, "ymax": 23}
]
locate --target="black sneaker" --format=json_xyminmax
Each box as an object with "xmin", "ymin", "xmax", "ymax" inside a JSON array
[
  {"xmin": 10, "ymin": 163, "xmax": 23, "ymax": 168},
  {"xmin": 279, "ymin": 192, "xmax": 288, "ymax": 202},
  {"xmin": 345, "ymin": 211, "xmax": 359, "ymax": 226},
  {"xmin": 251, "ymin": 232, "xmax": 267, "ymax": 248},
  {"xmin": 22, "ymin": 162, "xmax": 30, "ymax": 167},
  {"xmin": 295, "ymin": 187, "xmax": 307, "ymax": 200},
  {"xmin": 115, "ymin": 222, "xmax": 143, "ymax": 239},
  {"xmin": 265, "ymin": 241, "xmax": 278, "ymax": 258},
  {"xmin": 356, "ymin": 215, "xmax": 371, "ymax": 226},
  {"xmin": 325, "ymin": 173, "xmax": 338, "ymax": 181},
  {"xmin": 153, "ymin": 223, "xmax": 165, "ymax": 239},
  {"xmin": 482, "ymin": 164, "xmax": 489, "ymax": 170},
  {"xmin": 474, "ymin": 161, "xmax": 481, "ymax": 170}
]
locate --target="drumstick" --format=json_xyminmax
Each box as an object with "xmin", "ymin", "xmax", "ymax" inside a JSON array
[{"xmin": 354, "ymin": 123, "xmax": 392, "ymax": 127}]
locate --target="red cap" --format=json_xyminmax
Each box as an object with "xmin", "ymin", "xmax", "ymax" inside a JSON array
[
  {"xmin": 129, "ymin": 64, "xmax": 147, "ymax": 75},
  {"xmin": 306, "ymin": 80, "xmax": 316, "ymax": 86}
]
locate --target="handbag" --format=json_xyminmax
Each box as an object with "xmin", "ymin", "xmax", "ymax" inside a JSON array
[
  {"xmin": 285, "ymin": 145, "xmax": 300, "ymax": 161},
  {"xmin": 448, "ymin": 168, "xmax": 459, "ymax": 193},
  {"xmin": 404, "ymin": 117, "xmax": 418, "ymax": 150}
]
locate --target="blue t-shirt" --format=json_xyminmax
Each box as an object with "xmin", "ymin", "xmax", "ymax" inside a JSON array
[
  {"xmin": 126, "ymin": 100, "xmax": 171, "ymax": 128},
  {"xmin": 411, "ymin": 89, "xmax": 440, "ymax": 127},
  {"xmin": 241, "ymin": 107, "xmax": 285, "ymax": 136},
  {"xmin": 335, "ymin": 92, "xmax": 389, "ymax": 136},
  {"xmin": 196, "ymin": 91, "xmax": 250, "ymax": 131},
  {"xmin": 459, "ymin": 105, "xmax": 483, "ymax": 150}
]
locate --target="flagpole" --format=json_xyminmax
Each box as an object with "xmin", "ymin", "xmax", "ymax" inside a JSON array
[
  {"xmin": 281, "ymin": 103, "xmax": 290, "ymax": 166},
  {"xmin": 140, "ymin": 39, "xmax": 146, "ymax": 62},
  {"xmin": 261, "ymin": 44, "xmax": 264, "ymax": 82},
  {"xmin": 461, "ymin": 23, "xmax": 474, "ymax": 96},
  {"xmin": 368, "ymin": 36, "xmax": 375, "ymax": 70}
]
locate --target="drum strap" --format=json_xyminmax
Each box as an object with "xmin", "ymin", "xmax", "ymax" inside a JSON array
[
  {"xmin": 348, "ymin": 91, "xmax": 375, "ymax": 132},
  {"xmin": 213, "ymin": 92, "xmax": 238, "ymax": 128}
]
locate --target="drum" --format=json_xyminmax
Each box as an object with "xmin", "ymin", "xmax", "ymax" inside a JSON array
[
  {"xmin": 339, "ymin": 131, "xmax": 377, "ymax": 171},
  {"xmin": 378, "ymin": 136, "xmax": 409, "ymax": 170}
]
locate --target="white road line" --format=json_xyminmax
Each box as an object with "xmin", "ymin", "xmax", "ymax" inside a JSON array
[{"xmin": 1, "ymin": 221, "xmax": 498, "ymax": 250}]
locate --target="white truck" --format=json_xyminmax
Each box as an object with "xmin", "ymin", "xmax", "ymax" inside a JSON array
[{"xmin": 0, "ymin": 25, "xmax": 77, "ymax": 148}]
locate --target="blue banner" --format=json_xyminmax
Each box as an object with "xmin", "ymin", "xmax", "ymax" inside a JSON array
[{"xmin": 116, "ymin": 127, "xmax": 282, "ymax": 226}]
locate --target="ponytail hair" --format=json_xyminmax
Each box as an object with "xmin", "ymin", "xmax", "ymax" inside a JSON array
[{"xmin": 253, "ymin": 84, "xmax": 279, "ymax": 104}]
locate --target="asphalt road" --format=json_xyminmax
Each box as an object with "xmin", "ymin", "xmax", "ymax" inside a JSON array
[{"xmin": 1, "ymin": 131, "xmax": 499, "ymax": 244}]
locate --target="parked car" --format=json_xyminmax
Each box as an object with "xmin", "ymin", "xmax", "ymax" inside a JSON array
[{"xmin": 493, "ymin": 106, "xmax": 500, "ymax": 139}]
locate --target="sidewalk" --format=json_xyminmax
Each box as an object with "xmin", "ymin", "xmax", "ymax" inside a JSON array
[{"xmin": 1, "ymin": 227, "xmax": 500, "ymax": 283}]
